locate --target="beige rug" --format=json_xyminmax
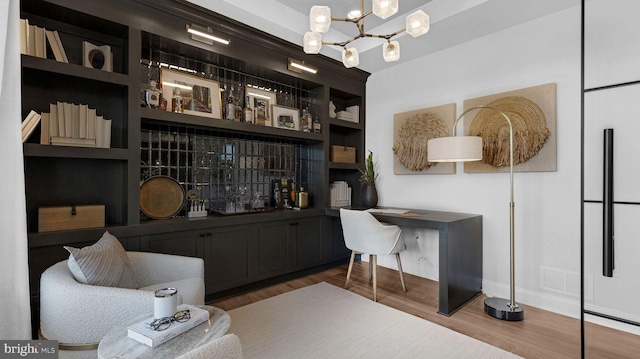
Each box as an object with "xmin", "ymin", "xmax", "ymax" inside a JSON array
[{"xmin": 228, "ymin": 282, "xmax": 521, "ymax": 358}]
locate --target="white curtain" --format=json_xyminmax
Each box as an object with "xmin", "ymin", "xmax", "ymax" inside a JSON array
[{"xmin": 0, "ymin": 0, "xmax": 33, "ymax": 339}]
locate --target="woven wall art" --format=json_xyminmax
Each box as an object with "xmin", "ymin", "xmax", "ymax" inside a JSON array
[
  {"xmin": 393, "ymin": 103, "xmax": 456, "ymax": 175},
  {"xmin": 463, "ymin": 83, "xmax": 557, "ymax": 173}
]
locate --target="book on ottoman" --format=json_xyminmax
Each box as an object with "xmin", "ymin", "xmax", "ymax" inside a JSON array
[{"xmin": 127, "ymin": 304, "xmax": 209, "ymax": 347}]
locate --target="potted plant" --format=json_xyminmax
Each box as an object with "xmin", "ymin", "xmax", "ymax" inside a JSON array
[{"xmin": 359, "ymin": 150, "xmax": 378, "ymax": 208}]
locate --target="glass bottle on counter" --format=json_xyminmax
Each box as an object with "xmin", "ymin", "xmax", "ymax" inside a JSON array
[
  {"xmin": 243, "ymin": 96, "xmax": 253, "ymax": 124},
  {"xmin": 300, "ymin": 104, "xmax": 311, "ymax": 132},
  {"xmin": 313, "ymin": 116, "xmax": 321, "ymax": 133},
  {"xmin": 235, "ymin": 99, "xmax": 243, "ymax": 122},
  {"xmin": 172, "ymin": 87, "xmax": 183, "ymax": 113},
  {"xmin": 226, "ymin": 89, "xmax": 235, "ymax": 121}
]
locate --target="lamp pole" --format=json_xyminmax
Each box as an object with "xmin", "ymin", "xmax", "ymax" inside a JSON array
[{"xmin": 449, "ymin": 106, "xmax": 523, "ymax": 321}]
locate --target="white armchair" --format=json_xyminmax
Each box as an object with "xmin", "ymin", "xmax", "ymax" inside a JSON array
[
  {"xmin": 40, "ymin": 251, "xmax": 205, "ymax": 354},
  {"xmin": 340, "ymin": 208, "xmax": 407, "ymax": 301}
]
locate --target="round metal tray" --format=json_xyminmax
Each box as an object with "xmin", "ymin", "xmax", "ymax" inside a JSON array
[{"xmin": 139, "ymin": 176, "xmax": 185, "ymax": 219}]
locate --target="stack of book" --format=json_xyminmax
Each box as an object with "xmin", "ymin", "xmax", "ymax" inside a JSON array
[
  {"xmin": 127, "ymin": 304, "xmax": 209, "ymax": 348},
  {"xmin": 40, "ymin": 102, "xmax": 112, "ymax": 148},
  {"xmin": 336, "ymin": 105, "xmax": 359, "ymax": 123},
  {"xmin": 330, "ymin": 181, "xmax": 351, "ymax": 208},
  {"xmin": 19, "ymin": 19, "xmax": 68, "ymax": 63}
]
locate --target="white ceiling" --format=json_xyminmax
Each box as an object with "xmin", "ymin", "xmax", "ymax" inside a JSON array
[{"xmin": 186, "ymin": 0, "xmax": 578, "ymax": 73}]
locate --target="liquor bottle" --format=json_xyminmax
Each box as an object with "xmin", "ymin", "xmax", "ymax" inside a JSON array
[
  {"xmin": 233, "ymin": 99, "xmax": 244, "ymax": 122},
  {"xmin": 300, "ymin": 105, "xmax": 311, "ymax": 132},
  {"xmin": 172, "ymin": 87, "xmax": 183, "ymax": 113},
  {"xmin": 143, "ymin": 80, "xmax": 160, "ymax": 109},
  {"xmin": 226, "ymin": 89, "xmax": 235, "ymax": 121},
  {"xmin": 158, "ymin": 82, "xmax": 167, "ymax": 111},
  {"xmin": 289, "ymin": 182, "xmax": 296, "ymax": 207},
  {"xmin": 313, "ymin": 116, "xmax": 321, "ymax": 133},
  {"xmin": 244, "ymin": 96, "xmax": 253, "ymax": 124}
]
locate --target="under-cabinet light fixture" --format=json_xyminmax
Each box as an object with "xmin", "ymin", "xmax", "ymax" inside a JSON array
[
  {"xmin": 186, "ymin": 24, "xmax": 230, "ymax": 46},
  {"xmin": 247, "ymin": 91, "xmax": 274, "ymax": 100},
  {"xmin": 161, "ymin": 81, "xmax": 192, "ymax": 91},
  {"xmin": 287, "ymin": 58, "xmax": 318, "ymax": 74}
]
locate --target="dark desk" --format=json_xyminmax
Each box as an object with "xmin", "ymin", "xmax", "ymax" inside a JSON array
[{"xmin": 327, "ymin": 208, "xmax": 482, "ymax": 316}]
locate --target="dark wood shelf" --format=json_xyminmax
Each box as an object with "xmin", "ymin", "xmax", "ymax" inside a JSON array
[
  {"xmin": 329, "ymin": 162, "xmax": 361, "ymax": 170},
  {"xmin": 140, "ymin": 107, "xmax": 324, "ymax": 141},
  {"xmin": 21, "ymin": 55, "xmax": 129, "ymax": 86},
  {"xmin": 23, "ymin": 143, "xmax": 130, "ymax": 160},
  {"xmin": 328, "ymin": 118, "xmax": 362, "ymax": 130}
]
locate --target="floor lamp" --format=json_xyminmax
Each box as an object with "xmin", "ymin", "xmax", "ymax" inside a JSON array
[{"xmin": 427, "ymin": 105, "xmax": 524, "ymax": 321}]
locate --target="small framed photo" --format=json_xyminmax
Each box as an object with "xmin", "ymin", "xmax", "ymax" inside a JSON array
[
  {"xmin": 246, "ymin": 87, "xmax": 277, "ymax": 126},
  {"xmin": 161, "ymin": 68, "xmax": 222, "ymax": 118},
  {"xmin": 271, "ymin": 104, "xmax": 300, "ymax": 131}
]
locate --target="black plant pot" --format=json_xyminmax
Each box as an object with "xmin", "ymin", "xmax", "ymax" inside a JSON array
[{"xmin": 361, "ymin": 184, "xmax": 378, "ymax": 209}]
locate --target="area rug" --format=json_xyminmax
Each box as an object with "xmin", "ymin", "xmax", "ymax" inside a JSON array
[{"xmin": 228, "ymin": 282, "xmax": 521, "ymax": 358}]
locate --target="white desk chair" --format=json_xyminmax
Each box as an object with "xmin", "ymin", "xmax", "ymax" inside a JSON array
[{"xmin": 339, "ymin": 208, "xmax": 407, "ymax": 301}]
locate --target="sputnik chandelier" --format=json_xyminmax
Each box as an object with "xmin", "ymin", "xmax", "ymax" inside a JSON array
[{"xmin": 303, "ymin": 0, "xmax": 430, "ymax": 68}]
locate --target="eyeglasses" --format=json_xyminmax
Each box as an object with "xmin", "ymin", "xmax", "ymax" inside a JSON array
[{"xmin": 149, "ymin": 310, "xmax": 191, "ymax": 331}]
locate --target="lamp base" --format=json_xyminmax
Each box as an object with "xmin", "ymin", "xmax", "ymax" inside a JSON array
[{"xmin": 484, "ymin": 297, "xmax": 524, "ymax": 321}]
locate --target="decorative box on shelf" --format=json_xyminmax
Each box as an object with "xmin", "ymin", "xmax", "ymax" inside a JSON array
[
  {"xmin": 331, "ymin": 146, "xmax": 356, "ymax": 163},
  {"xmin": 38, "ymin": 204, "xmax": 105, "ymax": 232}
]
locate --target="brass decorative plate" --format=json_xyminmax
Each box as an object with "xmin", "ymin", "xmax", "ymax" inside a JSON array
[{"xmin": 139, "ymin": 176, "xmax": 185, "ymax": 219}]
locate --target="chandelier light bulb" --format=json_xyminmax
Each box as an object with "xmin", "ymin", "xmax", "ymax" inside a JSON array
[
  {"xmin": 310, "ymin": 6, "xmax": 331, "ymax": 33},
  {"xmin": 303, "ymin": 32, "xmax": 323, "ymax": 54},
  {"xmin": 373, "ymin": 0, "xmax": 399, "ymax": 20},
  {"xmin": 342, "ymin": 47, "xmax": 359, "ymax": 68},
  {"xmin": 382, "ymin": 40, "xmax": 400, "ymax": 62},
  {"xmin": 406, "ymin": 10, "xmax": 430, "ymax": 37},
  {"xmin": 348, "ymin": 10, "xmax": 361, "ymax": 20}
]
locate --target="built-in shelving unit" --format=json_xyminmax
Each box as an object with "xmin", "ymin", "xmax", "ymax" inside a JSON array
[{"xmin": 21, "ymin": 0, "xmax": 368, "ymax": 338}]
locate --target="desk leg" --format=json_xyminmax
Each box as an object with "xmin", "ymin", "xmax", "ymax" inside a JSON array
[{"xmin": 438, "ymin": 216, "xmax": 483, "ymax": 316}]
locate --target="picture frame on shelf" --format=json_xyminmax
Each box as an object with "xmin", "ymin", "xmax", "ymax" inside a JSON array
[
  {"xmin": 161, "ymin": 68, "xmax": 222, "ymax": 119},
  {"xmin": 246, "ymin": 87, "xmax": 277, "ymax": 126},
  {"xmin": 271, "ymin": 105, "xmax": 300, "ymax": 131}
]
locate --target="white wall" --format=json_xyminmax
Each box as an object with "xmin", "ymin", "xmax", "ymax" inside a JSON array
[{"xmin": 365, "ymin": 5, "xmax": 582, "ymax": 318}]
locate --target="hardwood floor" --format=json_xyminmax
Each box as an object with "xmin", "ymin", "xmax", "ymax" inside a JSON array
[{"xmin": 210, "ymin": 261, "xmax": 640, "ymax": 358}]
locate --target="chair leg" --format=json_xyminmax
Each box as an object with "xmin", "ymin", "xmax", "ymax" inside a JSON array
[
  {"xmin": 369, "ymin": 255, "xmax": 373, "ymax": 281},
  {"xmin": 396, "ymin": 253, "xmax": 407, "ymax": 292},
  {"xmin": 372, "ymin": 255, "xmax": 378, "ymax": 302},
  {"xmin": 345, "ymin": 250, "xmax": 356, "ymax": 289}
]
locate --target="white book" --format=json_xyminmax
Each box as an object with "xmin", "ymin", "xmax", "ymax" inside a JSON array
[
  {"xmin": 56, "ymin": 101, "xmax": 65, "ymax": 138},
  {"xmin": 87, "ymin": 108, "xmax": 96, "ymax": 140},
  {"xmin": 95, "ymin": 115, "xmax": 104, "ymax": 148},
  {"xmin": 35, "ymin": 26, "xmax": 46, "ymax": 58},
  {"xmin": 63, "ymin": 102, "xmax": 73, "ymax": 138},
  {"xmin": 28, "ymin": 25, "xmax": 37, "ymax": 56},
  {"xmin": 79, "ymin": 104, "xmax": 88, "ymax": 138},
  {"xmin": 49, "ymin": 103, "xmax": 59, "ymax": 137},
  {"xmin": 45, "ymin": 30, "xmax": 65, "ymax": 62},
  {"xmin": 127, "ymin": 305, "xmax": 209, "ymax": 348},
  {"xmin": 19, "ymin": 19, "xmax": 28, "ymax": 55},
  {"xmin": 103, "ymin": 119, "xmax": 112, "ymax": 148},
  {"xmin": 53, "ymin": 30, "xmax": 69, "ymax": 63},
  {"xmin": 50, "ymin": 136, "xmax": 96, "ymax": 148},
  {"xmin": 21, "ymin": 110, "xmax": 41, "ymax": 143},
  {"xmin": 72, "ymin": 104, "xmax": 80, "ymax": 138},
  {"xmin": 40, "ymin": 112, "xmax": 50, "ymax": 145}
]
